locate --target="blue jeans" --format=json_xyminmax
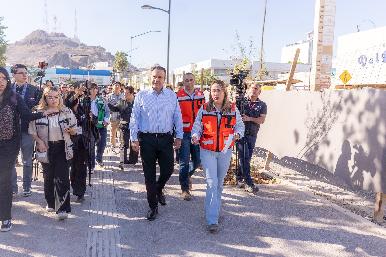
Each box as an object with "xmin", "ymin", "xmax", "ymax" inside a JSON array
[
  {"xmin": 200, "ymin": 148, "xmax": 232, "ymax": 225},
  {"xmin": 236, "ymin": 135, "xmax": 257, "ymax": 186},
  {"xmin": 96, "ymin": 127, "xmax": 107, "ymax": 163},
  {"xmin": 12, "ymin": 133, "xmax": 34, "ymax": 192},
  {"xmin": 179, "ymin": 132, "xmax": 201, "ymax": 191}
]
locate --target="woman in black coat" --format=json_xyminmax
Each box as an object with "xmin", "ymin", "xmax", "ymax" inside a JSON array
[{"xmin": 0, "ymin": 67, "xmax": 45, "ymax": 232}]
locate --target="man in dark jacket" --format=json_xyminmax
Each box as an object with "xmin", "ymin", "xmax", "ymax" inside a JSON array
[
  {"xmin": 108, "ymin": 85, "xmax": 138, "ymax": 170},
  {"xmin": 11, "ymin": 64, "xmax": 42, "ymax": 197}
]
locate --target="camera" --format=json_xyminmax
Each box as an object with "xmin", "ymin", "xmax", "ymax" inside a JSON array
[
  {"xmin": 230, "ymin": 70, "xmax": 249, "ymax": 96},
  {"xmin": 38, "ymin": 61, "xmax": 48, "ymax": 69},
  {"xmin": 35, "ymin": 61, "xmax": 48, "ymax": 81},
  {"xmin": 230, "ymin": 70, "xmax": 249, "ymax": 112}
]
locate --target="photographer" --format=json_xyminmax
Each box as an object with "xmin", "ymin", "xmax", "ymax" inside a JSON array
[
  {"xmin": 65, "ymin": 81, "xmax": 97, "ymax": 201},
  {"xmin": 236, "ymin": 82, "xmax": 267, "ymax": 194},
  {"xmin": 108, "ymin": 85, "xmax": 138, "ymax": 170}
]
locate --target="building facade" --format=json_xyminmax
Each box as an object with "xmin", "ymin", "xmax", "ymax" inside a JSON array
[
  {"xmin": 334, "ymin": 26, "xmax": 386, "ymax": 85},
  {"xmin": 173, "ymin": 59, "xmax": 311, "ymax": 85}
]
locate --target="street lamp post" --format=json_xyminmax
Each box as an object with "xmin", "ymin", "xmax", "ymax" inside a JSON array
[{"xmin": 142, "ymin": 0, "xmax": 171, "ymax": 84}]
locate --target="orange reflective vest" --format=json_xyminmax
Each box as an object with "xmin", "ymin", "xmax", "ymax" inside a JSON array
[
  {"xmin": 177, "ymin": 88, "xmax": 205, "ymax": 132},
  {"xmin": 200, "ymin": 103, "xmax": 237, "ymax": 152}
]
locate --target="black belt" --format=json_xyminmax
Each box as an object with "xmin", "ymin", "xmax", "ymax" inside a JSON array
[
  {"xmin": 139, "ymin": 132, "xmax": 172, "ymax": 138},
  {"xmin": 48, "ymin": 140, "xmax": 65, "ymax": 145}
]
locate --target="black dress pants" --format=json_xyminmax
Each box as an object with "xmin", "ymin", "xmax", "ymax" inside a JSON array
[
  {"xmin": 70, "ymin": 135, "xmax": 87, "ymax": 197},
  {"xmin": 139, "ymin": 133, "xmax": 174, "ymax": 209},
  {"xmin": 42, "ymin": 141, "xmax": 71, "ymax": 213},
  {"xmin": 120, "ymin": 128, "xmax": 138, "ymax": 164},
  {"xmin": 0, "ymin": 143, "xmax": 18, "ymax": 221}
]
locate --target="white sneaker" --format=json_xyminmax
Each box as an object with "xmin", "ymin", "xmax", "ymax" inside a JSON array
[
  {"xmin": 45, "ymin": 206, "xmax": 55, "ymax": 212},
  {"xmin": 57, "ymin": 212, "xmax": 68, "ymax": 220},
  {"xmin": 1, "ymin": 220, "xmax": 12, "ymax": 232}
]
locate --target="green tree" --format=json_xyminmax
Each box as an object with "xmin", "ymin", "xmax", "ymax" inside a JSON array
[
  {"xmin": 191, "ymin": 68, "xmax": 218, "ymax": 89},
  {"xmin": 0, "ymin": 17, "xmax": 7, "ymax": 66},
  {"xmin": 113, "ymin": 51, "xmax": 128, "ymax": 74}
]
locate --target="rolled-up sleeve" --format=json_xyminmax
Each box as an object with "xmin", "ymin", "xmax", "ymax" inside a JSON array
[
  {"xmin": 129, "ymin": 94, "xmax": 141, "ymax": 141},
  {"xmin": 191, "ymin": 107, "xmax": 203, "ymax": 139},
  {"xmin": 173, "ymin": 97, "xmax": 183, "ymax": 139},
  {"xmin": 234, "ymin": 108, "xmax": 245, "ymax": 138}
]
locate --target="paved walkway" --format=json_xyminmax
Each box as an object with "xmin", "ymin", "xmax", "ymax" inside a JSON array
[{"xmin": 1, "ymin": 148, "xmax": 386, "ymax": 257}]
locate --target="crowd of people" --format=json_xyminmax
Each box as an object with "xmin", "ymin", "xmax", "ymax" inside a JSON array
[{"xmin": 0, "ymin": 63, "xmax": 267, "ymax": 234}]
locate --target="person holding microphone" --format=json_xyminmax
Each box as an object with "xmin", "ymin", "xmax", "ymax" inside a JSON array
[{"xmin": 191, "ymin": 80, "xmax": 244, "ymax": 233}]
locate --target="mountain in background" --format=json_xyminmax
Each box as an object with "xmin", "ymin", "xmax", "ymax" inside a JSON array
[{"xmin": 6, "ymin": 30, "xmax": 134, "ymax": 70}]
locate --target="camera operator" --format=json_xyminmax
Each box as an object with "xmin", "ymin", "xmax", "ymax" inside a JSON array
[
  {"xmin": 236, "ymin": 82, "xmax": 267, "ymax": 194},
  {"xmin": 108, "ymin": 85, "xmax": 138, "ymax": 170},
  {"xmin": 11, "ymin": 64, "xmax": 43, "ymax": 197},
  {"xmin": 65, "ymin": 82, "xmax": 97, "ymax": 202}
]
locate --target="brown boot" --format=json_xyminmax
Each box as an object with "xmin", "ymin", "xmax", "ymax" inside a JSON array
[{"xmin": 181, "ymin": 190, "xmax": 192, "ymax": 201}]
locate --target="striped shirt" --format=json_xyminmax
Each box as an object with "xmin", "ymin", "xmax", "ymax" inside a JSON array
[{"xmin": 129, "ymin": 87, "xmax": 183, "ymax": 141}]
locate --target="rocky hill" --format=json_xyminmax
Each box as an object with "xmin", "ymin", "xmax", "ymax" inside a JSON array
[{"xmin": 6, "ymin": 30, "xmax": 117, "ymax": 68}]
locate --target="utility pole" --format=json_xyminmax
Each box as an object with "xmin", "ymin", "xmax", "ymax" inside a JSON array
[{"xmin": 258, "ymin": 0, "xmax": 268, "ymax": 80}]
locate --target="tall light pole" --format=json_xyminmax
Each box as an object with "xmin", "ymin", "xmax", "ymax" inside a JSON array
[
  {"xmin": 142, "ymin": 0, "xmax": 171, "ymax": 83},
  {"xmin": 258, "ymin": 0, "xmax": 268, "ymax": 80},
  {"xmin": 130, "ymin": 30, "xmax": 161, "ymax": 65}
]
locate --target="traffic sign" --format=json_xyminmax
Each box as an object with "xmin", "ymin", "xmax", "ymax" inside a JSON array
[{"xmin": 339, "ymin": 70, "xmax": 352, "ymax": 85}]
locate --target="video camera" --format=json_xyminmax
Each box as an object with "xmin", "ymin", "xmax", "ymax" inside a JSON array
[
  {"xmin": 230, "ymin": 70, "xmax": 249, "ymax": 96},
  {"xmin": 37, "ymin": 61, "xmax": 48, "ymax": 77},
  {"xmin": 34, "ymin": 61, "xmax": 48, "ymax": 84}
]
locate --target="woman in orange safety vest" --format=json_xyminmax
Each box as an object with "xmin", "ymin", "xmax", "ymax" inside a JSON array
[{"xmin": 191, "ymin": 80, "xmax": 244, "ymax": 233}]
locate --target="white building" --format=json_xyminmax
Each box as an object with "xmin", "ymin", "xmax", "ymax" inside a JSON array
[
  {"xmin": 334, "ymin": 26, "xmax": 386, "ymax": 85},
  {"xmin": 173, "ymin": 58, "xmax": 311, "ymax": 85},
  {"xmin": 131, "ymin": 69, "xmax": 150, "ymax": 90}
]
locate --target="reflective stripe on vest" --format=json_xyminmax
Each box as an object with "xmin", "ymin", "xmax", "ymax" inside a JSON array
[
  {"xmin": 177, "ymin": 88, "xmax": 205, "ymax": 132},
  {"xmin": 199, "ymin": 103, "xmax": 236, "ymax": 152}
]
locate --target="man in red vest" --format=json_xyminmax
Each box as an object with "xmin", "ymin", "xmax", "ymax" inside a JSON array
[{"xmin": 177, "ymin": 73, "xmax": 205, "ymax": 200}]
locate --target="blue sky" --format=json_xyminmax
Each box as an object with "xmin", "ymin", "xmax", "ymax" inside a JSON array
[{"xmin": 2, "ymin": 0, "xmax": 386, "ymax": 69}]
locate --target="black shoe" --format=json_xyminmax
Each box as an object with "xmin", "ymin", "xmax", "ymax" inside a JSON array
[
  {"xmin": 157, "ymin": 191, "xmax": 166, "ymax": 205},
  {"xmin": 236, "ymin": 180, "xmax": 245, "ymax": 189},
  {"xmin": 146, "ymin": 207, "xmax": 158, "ymax": 221},
  {"xmin": 96, "ymin": 160, "xmax": 104, "ymax": 167},
  {"xmin": 76, "ymin": 195, "xmax": 85, "ymax": 203},
  {"xmin": 125, "ymin": 160, "xmax": 138, "ymax": 164},
  {"xmin": 207, "ymin": 224, "xmax": 219, "ymax": 233},
  {"xmin": 118, "ymin": 163, "xmax": 124, "ymax": 170},
  {"xmin": 1, "ymin": 220, "xmax": 12, "ymax": 232},
  {"xmin": 245, "ymin": 184, "xmax": 259, "ymax": 194}
]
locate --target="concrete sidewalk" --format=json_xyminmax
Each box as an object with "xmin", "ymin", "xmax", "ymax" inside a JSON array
[{"xmin": 1, "ymin": 148, "xmax": 386, "ymax": 257}]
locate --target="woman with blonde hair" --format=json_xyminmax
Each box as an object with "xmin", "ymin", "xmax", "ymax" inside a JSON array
[
  {"xmin": 191, "ymin": 80, "xmax": 244, "ymax": 233},
  {"xmin": 29, "ymin": 87, "xmax": 78, "ymax": 220}
]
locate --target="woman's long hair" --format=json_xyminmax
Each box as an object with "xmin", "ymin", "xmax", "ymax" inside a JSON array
[
  {"xmin": 205, "ymin": 80, "xmax": 232, "ymax": 113},
  {"xmin": 0, "ymin": 67, "xmax": 15, "ymax": 108},
  {"xmin": 36, "ymin": 86, "xmax": 65, "ymax": 111}
]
